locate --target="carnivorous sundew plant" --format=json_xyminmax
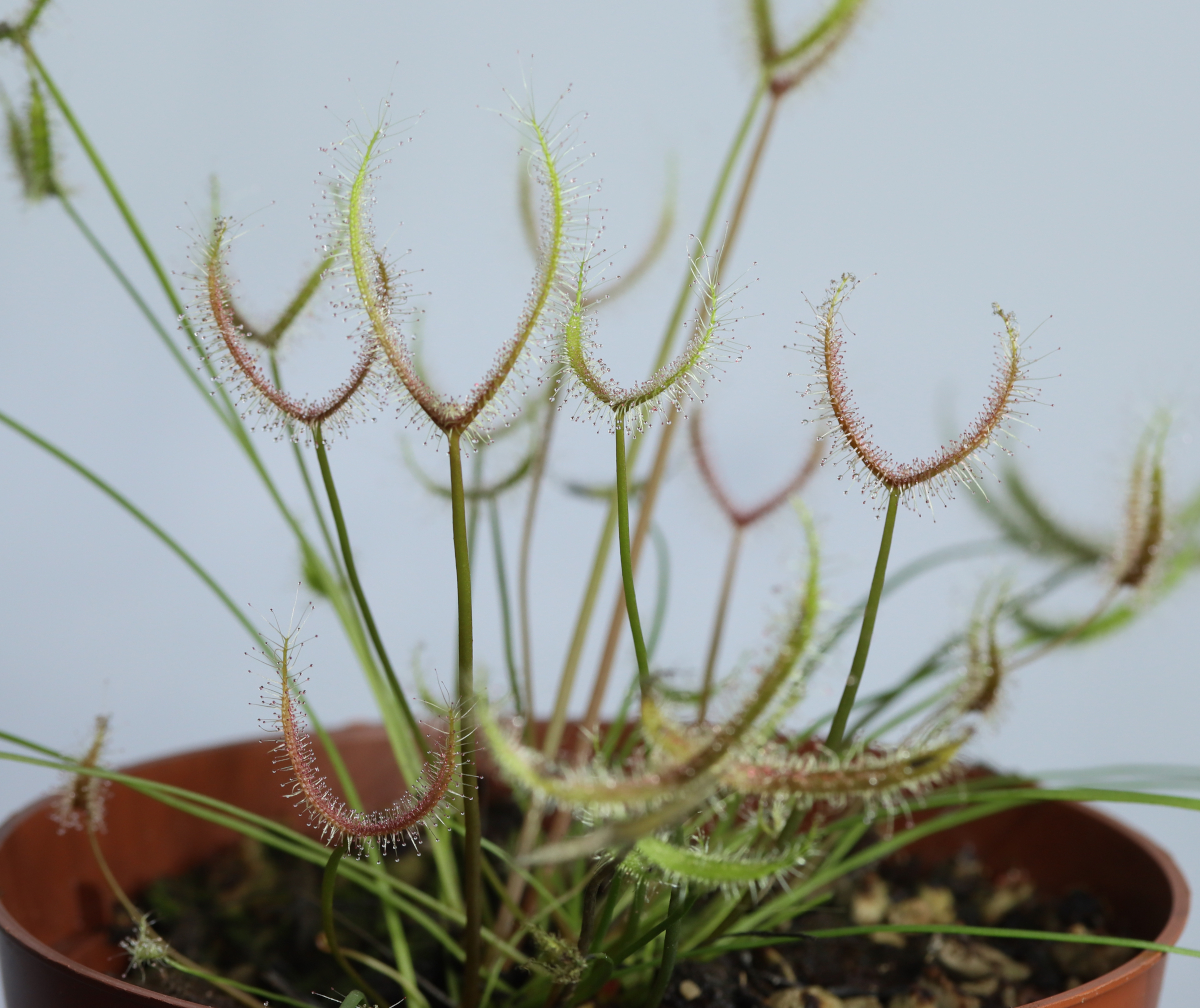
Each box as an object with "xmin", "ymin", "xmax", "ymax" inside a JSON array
[{"xmin": 3, "ymin": 2, "xmax": 1200, "ymax": 1007}]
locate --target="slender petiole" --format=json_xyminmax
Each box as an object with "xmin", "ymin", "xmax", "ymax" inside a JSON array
[
  {"xmin": 645, "ymin": 524, "xmax": 672, "ymax": 661},
  {"xmin": 698, "ymin": 526, "xmax": 744, "ymax": 721},
  {"xmin": 268, "ymin": 353, "xmax": 345, "ymax": 583},
  {"xmin": 467, "ymin": 447, "xmax": 485, "ymax": 567},
  {"xmin": 599, "ymin": 673, "xmax": 641, "ymax": 764},
  {"xmin": 322, "ymin": 846, "xmax": 387, "ymax": 1008},
  {"xmin": 542, "ymin": 498, "xmax": 617, "ymax": 758},
  {"xmin": 448, "ymin": 428, "xmax": 484, "ymax": 1008},
  {"xmin": 313, "ymin": 426, "xmax": 422, "ymax": 746},
  {"xmin": 489, "ymin": 497, "xmax": 522, "ymax": 716},
  {"xmin": 615, "ymin": 416, "xmax": 652, "ymax": 699},
  {"xmin": 518, "ymin": 400, "xmax": 557, "ymax": 734},
  {"xmin": 826, "ymin": 488, "xmax": 900, "ymax": 752},
  {"xmin": 644, "ymin": 884, "xmax": 686, "ymax": 1008}
]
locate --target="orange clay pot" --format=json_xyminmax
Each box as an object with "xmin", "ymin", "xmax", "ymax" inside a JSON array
[{"xmin": 0, "ymin": 724, "xmax": 1189, "ymax": 1007}]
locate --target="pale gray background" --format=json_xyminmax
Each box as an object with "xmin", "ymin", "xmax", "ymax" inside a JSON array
[{"xmin": 1, "ymin": 2, "xmax": 1198, "ymax": 1004}]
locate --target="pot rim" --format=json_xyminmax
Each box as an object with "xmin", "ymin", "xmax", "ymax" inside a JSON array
[
  {"xmin": 0, "ymin": 731, "xmax": 1191, "ymax": 1008},
  {"xmin": 1008, "ymin": 800, "xmax": 1189, "ymax": 1008},
  {"xmin": 0, "ymin": 874, "xmax": 197, "ymax": 1007}
]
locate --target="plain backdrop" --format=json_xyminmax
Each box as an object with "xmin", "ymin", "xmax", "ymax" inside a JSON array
[{"xmin": 1, "ymin": 2, "xmax": 1198, "ymax": 1004}]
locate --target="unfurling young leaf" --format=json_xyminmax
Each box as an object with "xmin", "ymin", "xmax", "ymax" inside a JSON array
[{"xmin": 2, "ymin": 75, "xmax": 60, "ymax": 202}]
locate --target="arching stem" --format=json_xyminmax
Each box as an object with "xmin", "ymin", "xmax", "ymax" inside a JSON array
[
  {"xmin": 313, "ymin": 426, "xmax": 422, "ymax": 747},
  {"xmin": 269, "ymin": 352, "xmax": 345, "ymax": 584},
  {"xmin": 543, "ymin": 504, "xmax": 618, "ymax": 758},
  {"xmin": 826, "ymin": 489, "xmax": 900, "ymax": 752},
  {"xmin": 698, "ymin": 526, "xmax": 745, "ymax": 721},
  {"xmin": 322, "ymin": 846, "xmax": 386, "ymax": 1008},
  {"xmin": 615, "ymin": 417, "xmax": 652, "ymax": 700},
  {"xmin": 448, "ymin": 428, "xmax": 484, "ymax": 1008}
]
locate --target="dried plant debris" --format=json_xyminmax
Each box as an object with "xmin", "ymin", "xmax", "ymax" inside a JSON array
[{"xmin": 659, "ymin": 845, "xmax": 1135, "ymax": 1008}]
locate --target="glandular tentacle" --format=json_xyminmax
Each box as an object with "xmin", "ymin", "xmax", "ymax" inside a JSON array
[
  {"xmin": 338, "ymin": 111, "xmax": 585, "ymax": 441},
  {"xmin": 803, "ymin": 274, "xmax": 1036, "ymax": 507},
  {"xmin": 196, "ymin": 218, "xmax": 380, "ymax": 440},
  {"xmin": 558, "ymin": 253, "xmax": 744, "ymax": 432},
  {"xmin": 268, "ymin": 630, "xmax": 460, "ymax": 855},
  {"xmin": 721, "ymin": 735, "xmax": 966, "ymax": 810}
]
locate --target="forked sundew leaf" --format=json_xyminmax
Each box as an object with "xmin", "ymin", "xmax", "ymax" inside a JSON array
[
  {"xmin": 630, "ymin": 835, "xmax": 808, "ymax": 890},
  {"xmin": 480, "ymin": 704, "xmax": 693, "ymax": 814},
  {"xmin": 519, "ymin": 778, "xmax": 720, "ymax": 865},
  {"xmin": 722, "ymin": 736, "xmax": 965, "ymax": 804},
  {"xmin": 345, "ymin": 110, "xmax": 580, "ymax": 439}
]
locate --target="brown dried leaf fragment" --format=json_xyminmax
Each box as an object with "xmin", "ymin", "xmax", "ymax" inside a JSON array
[{"xmin": 52, "ymin": 715, "xmax": 110, "ymax": 833}]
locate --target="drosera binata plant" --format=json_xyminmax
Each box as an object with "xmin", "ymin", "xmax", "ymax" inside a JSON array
[
  {"xmin": 801, "ymin": 274, "xmax": 1039, "ymax": 753},
  {"xmin": 263, "ymin": 606, "xmax": 465, "ymax": 1008},
  {"xmin": 265, "ymin": 612, "xmax": 464, "ymax": 858},
  {"xmin": 4, "ymin": 2, "xmax": 1200, "ymax": 1007},
  {"xmin": 555, "ymin": 246, "xmax": 746, "ymax": 708}
]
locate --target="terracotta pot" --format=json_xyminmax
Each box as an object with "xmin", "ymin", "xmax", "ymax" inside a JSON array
[{"xmin": 0, "ymin": 725, "xmax": 1189, "ymax": 1007}]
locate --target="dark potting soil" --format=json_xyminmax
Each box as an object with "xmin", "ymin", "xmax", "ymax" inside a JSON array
[
  {"xmin": 112, "ymin": 836, "xmax": 418, "ymax": 1007},
  {"xmin": 661, "ymin": 844, "xmax": 1136, "ymax": 1008},
  {"xmin": 116, "ymin": 824, "xmax": 1135, "ymax": 1008}
]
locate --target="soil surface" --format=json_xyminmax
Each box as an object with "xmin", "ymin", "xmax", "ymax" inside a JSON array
[
  {"xmin": 114, "ymin": 837, "xmax": 412, "ymax": 1007},
  {"xmin": 660, "ymin": 844, "xmax": 1135, "ymax": 1008},
  {"xmin": 119, "ymin": 820, "xmax": 1135, "ymax": 1008}
]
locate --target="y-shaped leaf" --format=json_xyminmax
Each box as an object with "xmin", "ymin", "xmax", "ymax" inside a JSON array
[
  {"xmin": 345, "ymin": 112, "xmax": 582, "ymax": 438},
  {"xmin": 560, "ymin": 254, "xmax": 740, "ymax": 431},
  {"xmin": 628, "ymin": 834, "xmax": 812, "ymax": 894}
]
